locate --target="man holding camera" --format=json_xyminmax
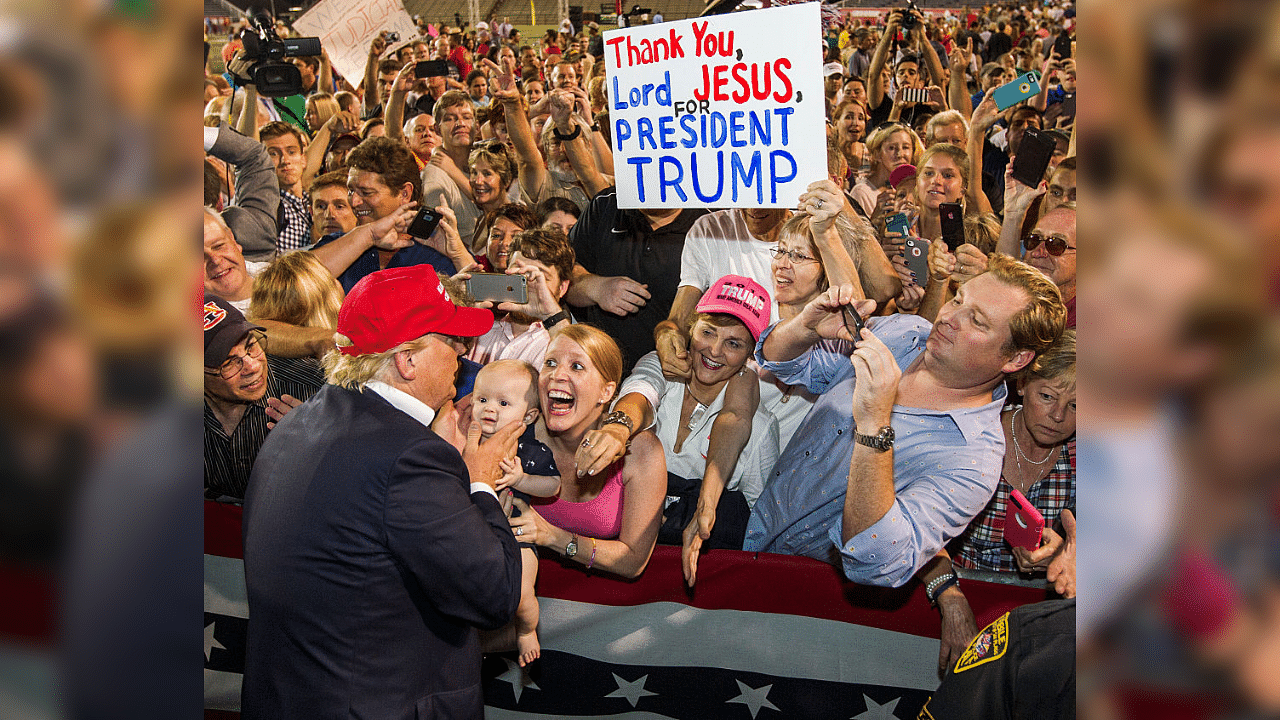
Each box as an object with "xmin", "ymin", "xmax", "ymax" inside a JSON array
[
  {"xmin": 866, "ymin": 6, "xmax": 948, "ymax": 129},
  {"xmin": 310, "ymin": 137, "xmax": 471, "ymax": 292}
]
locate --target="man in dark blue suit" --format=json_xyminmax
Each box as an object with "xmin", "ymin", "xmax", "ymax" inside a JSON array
[{"xmin": 242, "ymin": 265, "xmax": 524, "ymax": 719}]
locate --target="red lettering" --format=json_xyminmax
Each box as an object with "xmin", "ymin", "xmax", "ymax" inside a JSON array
[
  {"xmin": 772, "ymin": 58, "xmax": 794, "ymax": 102},
  {"xmin": 751, "ymin": 62, "xmax": 772, "ymax": 100},
  {"xmin": 712, "ymin": 64, "xmax": 729, "ymax": 101},
  {"xmin": 731, "ymin": 63, "xmax": 750, "ymax": 103},
  {"xmin": 694, "ymin": 64, "xmax": 710, "ymax": 101},
  {"xmin": 691, "ymin": 21, "xmax": 709, "ymax": 57},
  {"xmin": 718, "ymin": 31, "xmax": 735, "ymax": 57},
  {"xmin": 606, "ymin": 36, "xmax": 626, "ymax": 66}
]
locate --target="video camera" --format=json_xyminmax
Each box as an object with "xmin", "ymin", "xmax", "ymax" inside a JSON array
[
  {"xmin": 900, "ymin": 0, "xmax": 922, "ymax": 31},
  {"xmin": 238, "ymin": 12, "xmax": 321, "ymax": 97}
]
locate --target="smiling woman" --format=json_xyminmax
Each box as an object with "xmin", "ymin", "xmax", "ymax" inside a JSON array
[{"xmin": 505, "ymin": 324, "xmax": 667, "ymax": 579}]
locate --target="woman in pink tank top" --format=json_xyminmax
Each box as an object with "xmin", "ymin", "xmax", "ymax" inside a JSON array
[{"xmin": 506, "ymin": 325, "xmax": 666, "ymax": 578}]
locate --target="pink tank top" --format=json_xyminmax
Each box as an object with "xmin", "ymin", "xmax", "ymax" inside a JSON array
[{"xmin": 530, "ymin": 461, "xmax": 625, "ymax": 539}]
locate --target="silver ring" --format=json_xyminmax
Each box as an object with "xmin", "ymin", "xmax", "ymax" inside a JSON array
[
  {"xmin": 581, "ymin": 437, "xmax": 592, "ymax": 448},
  {"xmin": 815, "ymin": 199, "xmax": 823, "ymax": 209},
  {"xmin": 514, "ymin": 526, "xmax": 524, "ymax": 536}
]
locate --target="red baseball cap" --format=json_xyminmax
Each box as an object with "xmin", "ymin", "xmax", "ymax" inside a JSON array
[
  {"xmin": 337, "ymin": 266, "xmax": 493, "ymax": 356},
  {"xmin": 889, "ymin": 163, "xmax": 918, "ymax": 189}
]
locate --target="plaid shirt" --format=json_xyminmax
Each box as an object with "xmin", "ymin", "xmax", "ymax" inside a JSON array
[
  {"xmin": 276, "ymin": 189, "xmax": 312, "ymax": 253},
  {"xmin": 954, "ymin": 433, "xmax": 1076, "ymax": 573}
]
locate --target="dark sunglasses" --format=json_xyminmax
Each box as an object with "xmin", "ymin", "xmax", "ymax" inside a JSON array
[{"xmin": 1023, "ymin": 231, "xmax": 1076, "ymax": 256}]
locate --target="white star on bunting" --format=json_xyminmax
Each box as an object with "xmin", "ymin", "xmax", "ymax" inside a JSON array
[
  {"xmin": 495, "ymin": 658, "xmax": 540, "ymax": 703},
  {"xmin": 726, "ymin": 679, "xmax": 780, "ymax": 718},
  {"xmin": 605, "ymin": 673, "xmax": 658, "ymax": 707},
  {"xmin": 204, "ymin": 620, "xmax": 225, "ymax": 663},
  {"xmin": 852, "ymin": 694, "xmax": 901, "ymax": 719}
]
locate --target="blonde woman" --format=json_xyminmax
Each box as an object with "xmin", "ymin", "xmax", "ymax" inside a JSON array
[{"xmin": 248, "ymin": 250, "xmax": 344, "ymax": 360}]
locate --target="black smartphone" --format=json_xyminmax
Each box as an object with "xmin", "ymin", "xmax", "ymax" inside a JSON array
[
  {"xmin": 414, "ymin": 60, "xmax": 450, "ymax": 78},
  {"xmin": 842, "ymin": 304, "xmax": 866, "ymax": 341},
  {"xmin": 1010, "ymin": 127, "xmax": 1055, "ymax": 189},
  {"xmin": 939, "ymin": 202, "xmax": 964, "ymax": 252},
  {"xmin": 407, "ymin": 207, "xmax": 442, "ymax": 238},
  {"xmin": 466, "ymin": 274, "xmax": 528, "ymax": 304}
]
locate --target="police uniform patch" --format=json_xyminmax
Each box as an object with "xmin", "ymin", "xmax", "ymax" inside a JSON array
[{"xmin": 953, "ymin": 611, "xmax": 1009, "ymax": 674}]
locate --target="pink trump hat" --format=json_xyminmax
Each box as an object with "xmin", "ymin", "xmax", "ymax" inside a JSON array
[{"xmin": 695, "ymin": 275, "xmax": 771, "ymax": 341}]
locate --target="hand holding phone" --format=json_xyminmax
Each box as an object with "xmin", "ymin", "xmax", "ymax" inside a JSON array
[
  {"xmin": 407, "ymin": 208, "xmax": 443, "ymax": 239},
  {"xmin": 1004, "ymin": 489, "xmax": 1046, "ymax": 552},
  {"xmin": 466, "ymin": 274, "xmax": 528, "ymax": 304}
]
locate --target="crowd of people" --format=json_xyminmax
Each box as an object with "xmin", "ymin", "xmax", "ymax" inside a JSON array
[{"xmin": 203, "ymin": 3, "xmax": 1078, "ymax": 716}]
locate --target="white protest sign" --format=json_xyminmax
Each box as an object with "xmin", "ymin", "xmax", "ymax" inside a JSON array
[
  {"xmin": 603, "ymin": 3, "xmax": 826, "ymax": 209},
  {"xmin": 292, "ymin": 0, "xmax": 418, "ymax": 87}
]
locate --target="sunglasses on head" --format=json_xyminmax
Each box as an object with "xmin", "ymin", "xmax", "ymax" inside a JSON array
[{"xmin": 1023, "ymin": 231, "xmax": 1075, "ymax": 256}]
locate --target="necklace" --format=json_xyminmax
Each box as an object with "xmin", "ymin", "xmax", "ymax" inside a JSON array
[{"xmin": 1010, "ymin": 408, "xmax": 1054, "ymax": 466}]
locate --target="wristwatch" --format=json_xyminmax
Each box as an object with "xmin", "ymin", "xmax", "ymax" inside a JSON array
[
  {"xmin": 543, "ymin": 309, "xmax": 571, "ymax": 328},
  {"xmin": 601, "ymin": 410, "xmax": 634, "ymax": 433},
  {"xmin": 564, "ymin": 534, "xmax": 579, "ymax": 558},
  {"xmin": 855, "ymin": 425, "xmax": 895, "ymax": 451}
]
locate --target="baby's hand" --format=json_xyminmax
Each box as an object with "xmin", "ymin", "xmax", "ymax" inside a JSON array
[{"xmin": 495, "ymin": 456, "xmax": 524, "ymax": 491}]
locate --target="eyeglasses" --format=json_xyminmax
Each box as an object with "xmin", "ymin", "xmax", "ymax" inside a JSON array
[
  {"xmin": 770, "ymin": 246, "xmax": 819, "ymax": 264},
  {"xmin": 206, "ymin": 333, "xmax": 265, "ymax": 380},
  {"xmin": 1023, "ymin": 231, "xmax": 1076, "ymax": 256}
]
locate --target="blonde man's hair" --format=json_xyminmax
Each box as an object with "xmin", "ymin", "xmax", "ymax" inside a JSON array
[
  {"xmin": 322, "ymin": 335, "xmax": 430, "ymax": 390},
  {"xmin": 983, "ymin": 253, "xmax": 1066, "ymax": 356},
  {"xmin": 924, "ymin": 110, "xmax": 969, "ymax": 146}
]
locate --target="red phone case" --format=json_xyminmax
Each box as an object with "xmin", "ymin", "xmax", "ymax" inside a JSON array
[{"xmin": 1004, "ymin": 489, "xmax": 1045, "ymax": 552}]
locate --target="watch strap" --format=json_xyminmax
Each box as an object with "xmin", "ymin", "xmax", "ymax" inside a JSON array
[{"xmin": 543, "ymin": 309, "xmax": 571, "ymax": 328}]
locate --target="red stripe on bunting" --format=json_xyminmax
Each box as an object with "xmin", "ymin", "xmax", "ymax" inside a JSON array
[{"xmin": 206, "ymin": 501, "xmax": 1047, "ymax": 637}]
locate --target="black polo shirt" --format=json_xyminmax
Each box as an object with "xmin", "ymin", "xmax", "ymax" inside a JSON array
[{"xmin": 568, "ymin": 188, "xmax": 708, "ymax": 374}]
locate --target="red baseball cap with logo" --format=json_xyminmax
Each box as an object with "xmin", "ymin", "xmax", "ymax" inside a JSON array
[
  {"xmin": 337, "ymin": 266, "xmax": 493, "ymax": 356},
  {"xmin": 695, "ymin": 275, "xmax": 771, "ymax": 341}
]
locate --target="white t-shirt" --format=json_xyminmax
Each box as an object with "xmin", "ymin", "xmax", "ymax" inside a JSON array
[
  {"xmin": 421, "ymin": 164, "xmax": 482, "ymax": 253},
  {"xmin": 230, "ymin": 260, "xmax": 270, "ymax": 313},
  {"xmin": 678, "ymin": 209, "xmax": 782, "ymax": 324},
  {"xmin": 619, "ymin": 352, "xmax": 779, "ymax": 507}
]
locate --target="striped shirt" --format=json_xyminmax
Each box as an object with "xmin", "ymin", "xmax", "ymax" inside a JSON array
[
  {"xmin": 204, "ymin": 355, "xmax": 323, "ymax": 500},
  {"xmin": 954, "ymin": 432, "xmax": 1076, "ymax": 573},
  {"xmin": 276, "ymin": 190, "xmax": 312, "ymax": 253}
]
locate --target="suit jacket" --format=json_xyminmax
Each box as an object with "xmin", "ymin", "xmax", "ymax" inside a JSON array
[
  {"xmin": 208, "ymin": 124, "xmax": 280, "ymax": 262},
  {"xmin": 241, "ymin": 384, "xmax": 521, "ymax": 719}
]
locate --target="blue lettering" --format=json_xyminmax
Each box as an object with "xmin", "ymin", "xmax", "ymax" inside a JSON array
[
  {"xmin": 658, "ymin": 115, "xmax": 677, "ymax": 149},
  {"xmin": 627, "ymin": 157, "xmax": 652, "ymax": 202},
  {"xmin": 690, "ymin": 150, "xmax": 724, "ymax": 202},
  {"xmin": 709, "ymin": 112, "xmax": 728, "ymax": 149},
  {"xmin": 614, "ymin": 119, "xmax": 633, "ymax": 151},
  {"xmin": 749, "ymin": 110, "xmax": 771, "ymax": 146},
  {"xmin": 774, "ymin": 107, "xmax": 794, "ymax": 146},
  {"xmin": 730, "ymin": 151, "xmax": 762, "ymax": 203},
  {"xmin": 769, "ymin": 150, "xmax": 797, "ymax": 203},
  {"xmin": 679, "ymin": 114, "xmax": 699, "ymax": 148},
  {"xmin": 729, "ymin": 111, "xmax": 747, "ymax": 148},
  {"xmin": 611, "ymin": 77, "xmax": 627, "ymax": 110},
  {"xmin": 629, "ymin": 86, "xmax": 642, "ymax": 106},
  {"xmin": 637, "ymin": 117, "xmax": 656, "ymax": 150},
  {"xmin": 658, "ymin": 156, "xmax": 688, "ymax": 202}
]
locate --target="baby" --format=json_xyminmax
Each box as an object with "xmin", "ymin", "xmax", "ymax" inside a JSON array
[{"xmin": 471, "ymin": 359, "xmax": 560, "ymax": 666}]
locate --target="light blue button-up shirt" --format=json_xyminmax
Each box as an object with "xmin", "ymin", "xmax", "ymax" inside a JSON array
[{"xmin": 743, "ymin": 314, "xmax": 1007, "ymax": 587}]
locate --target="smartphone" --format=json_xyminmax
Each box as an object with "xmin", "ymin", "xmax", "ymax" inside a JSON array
[
  {"xmin": 990, "ymin": 71, "xmax": 1042, "ymax": 111},
  {"xmin": 414, "ymin": 60, "xmax": 450, "ymax": 78},
  {"xmin": 939, "ymin": 202, "xmax": 964, "ymax": 252},
  {"xmin": 1010, "ymin": 127, "xmax": 1056, "ymax": 189},
  {"xmin": 885, "ymin": 212, "xmax": 911, "ymax": 241},
  {"xmin": 904, "ymin": 237, "xmax": 929, "ymax": 283},
  {"xmin": 407, "ymin": 207, "xmax": 442, "ymax": 238},
  {"xmin": 842, "ymin": 304, "xmax": 866, "ymax": 341},
  {"xmin": 1004, "ymin": 489, "xmax": 1046, "ymax": 552},
  {"xmin": 466, "ymin": 274, "xmax": 528, "ymax": 304},
  {"xmin": 897, "ymin": 86, "xmax": 929, "ymax": 104}
]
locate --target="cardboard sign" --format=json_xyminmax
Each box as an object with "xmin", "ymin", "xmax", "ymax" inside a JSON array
[
  {"xmin": 292, "ymin": 0, "xmax": 418, "ymax": 86},
  {"xmin": 603, "ymin": 3, "xmax": 826, "ymax": 209}
]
